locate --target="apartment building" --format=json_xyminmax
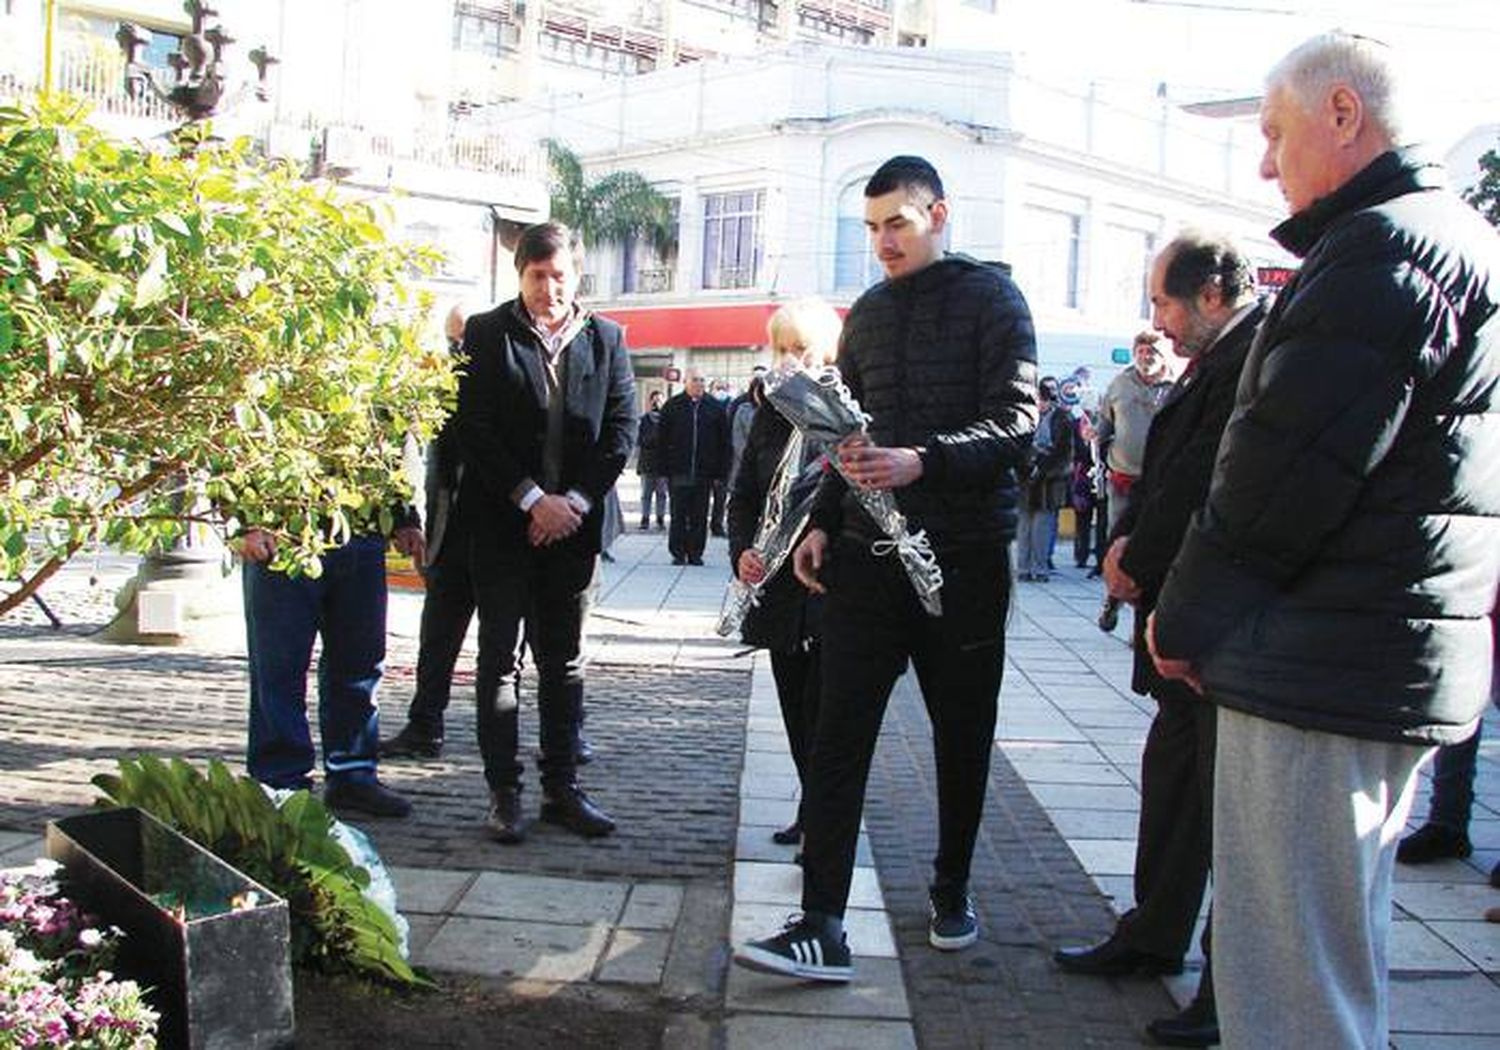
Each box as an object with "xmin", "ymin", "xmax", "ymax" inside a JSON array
[{"xmin": 488, "ymin": 42, "xmax": 1288, "ymax": 391}]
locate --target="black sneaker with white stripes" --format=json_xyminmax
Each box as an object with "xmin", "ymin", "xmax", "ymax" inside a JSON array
[
  {"xmin": 733, "ymin": 912, "xmax": 853, "ymax": 982},
  {"xmin": 929, "ymin": 885, "xmax": 979, "ymax": 950}
]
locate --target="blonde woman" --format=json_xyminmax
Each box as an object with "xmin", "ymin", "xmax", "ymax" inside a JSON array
[{"xmin": 728, "ymin": 296, "xmax": 843, "ymax": 849}]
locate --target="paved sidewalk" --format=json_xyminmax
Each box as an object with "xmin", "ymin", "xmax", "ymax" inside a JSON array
[{"xmin": 3, "ymin": 533, "xmax": 1499, "ymax": 1046}]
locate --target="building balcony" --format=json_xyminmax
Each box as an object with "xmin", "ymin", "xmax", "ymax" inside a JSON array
[
  {"xmin": 316, "ymin": 121, "xmax": 548, "ymax": 218},
  {"xmin": 634, "ymin": 267, "xmax": 675, "ymax": 293}
]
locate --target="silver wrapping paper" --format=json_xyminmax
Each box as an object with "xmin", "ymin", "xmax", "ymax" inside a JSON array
[
  {"xmin": 761, "ymin": 367, "xmax": 944, "ymax": 617},
  {"xmin": 715, "ymin": 429, "xmax": 819, "ymax": 637}
]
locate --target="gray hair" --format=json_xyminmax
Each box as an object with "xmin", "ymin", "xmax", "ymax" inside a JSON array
[{"xmin": 1267, "ymin": 32, "xmax": 1405, "ymax": 143}]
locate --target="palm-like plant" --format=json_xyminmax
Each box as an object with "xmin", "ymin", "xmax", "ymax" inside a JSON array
[{"xmin": 544, "ymin": 138, "xmax": 677, "ymax": 255}]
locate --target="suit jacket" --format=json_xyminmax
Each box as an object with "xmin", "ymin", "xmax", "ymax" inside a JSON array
[
  {"xmin": 1115, "ymin": 301, "xmax": 1266, "ymax": 698},
  {"xmin": 456, "ymin": 300, "xmax": 637, "ymax": 555}
]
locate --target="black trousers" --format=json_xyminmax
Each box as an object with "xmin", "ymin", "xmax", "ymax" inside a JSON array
[
  {"xmin": 1119, "ymin": 684, "xmax": 1216, "ymax": 962},
  {"xmin": 404, "ymin": 524, "xmax": 475, "ymax": 738},
  {"xmin": 1073, "ymin": 500, "xmax": 1107, "ymax": 568},
  {"xmin": 770, "ymin": 644, "xmax": 821, "ymax": 825},
  {"xmin": 709, "ymin": 479, "xmax": 727, "ymax": 535},
  {"xmin": 469, "ymin": 536, "xmax": 595, "ymax": 795},
  {"xmin": 668, "ymin": 481, "xmax": 710, "ymax": 560},
  {"xmin": 802, "ymin": 539, "xmax": 1009, "ymax": 918}
]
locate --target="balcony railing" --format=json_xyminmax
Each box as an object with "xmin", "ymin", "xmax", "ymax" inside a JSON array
[
  {"xmin": 0, "ymin": 51, "xmax": 181, "ymax": 125},
  {"xmin": 634, "ymin": 267, "xmax": 674, "ymax": 293},
  {"xmin": 318, "ymin": 122, "xmax": 548, "ymax": 181},
  {"xmin": 704, "ymin": 265, "xmax": 757, "ymax": 290}
]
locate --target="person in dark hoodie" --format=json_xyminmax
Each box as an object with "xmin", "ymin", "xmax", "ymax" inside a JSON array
[
  {"xmin": 1148, "ymin": 34, "xmax": 1500, "ymax": 1048},
  {"xmin": 734, "ymin": 155, "xmax": 1037, "ymax": 982}
]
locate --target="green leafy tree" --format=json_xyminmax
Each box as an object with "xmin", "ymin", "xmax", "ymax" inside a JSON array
[
  {"xmin": 1464, "ymin": 143, "xmax": 1500, "ymax": 228},
  {"xmin": 0, "ymin": 98, "xmax": 456, "ymax": 614},
  {"xmin": 544, "ymin": 138, "xmax": 677, "ymax": 255}
]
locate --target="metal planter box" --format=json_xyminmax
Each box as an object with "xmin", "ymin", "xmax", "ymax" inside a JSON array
[{"xmin": 46, "ymin": 807, "xmax": 294, "ymax": 1050}]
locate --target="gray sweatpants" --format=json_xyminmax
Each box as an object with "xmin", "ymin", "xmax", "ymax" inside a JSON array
[{"xmin": 1213, "ymin": 706, "xmax": 1430, "ymax": 1050}]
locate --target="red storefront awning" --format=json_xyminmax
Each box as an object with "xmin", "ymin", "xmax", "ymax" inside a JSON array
[{"xmin": 593, "ymin": 302, "xmax": 779, "ymax": 349}]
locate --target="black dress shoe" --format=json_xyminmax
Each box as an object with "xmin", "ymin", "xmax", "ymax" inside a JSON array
[
  {"xmin": 671, "ymin": 555, "xmax": 686, "ymax": 565},
  {"xmin": 1054, "ymin": 936, "xmax": 1182, "ymax": 977},
  {"xmin": 379, "ymin": 724, "xmax": 444, "ymax": 760},
  {"xmin": 688, "ymin": 556, "xmax": 704, "ymax": 566},
  {"xmin": 541, "ymin": 787, "xmax": 616, "ymax": 838},
  {"xmin": 1397, "ymin": 822, "xmax": 1472, "ymax": 863},
  {"xmin": 1146, "ymin": 998, "xmax": 1219, "ymax": 1047},
  {"xmin": 324, "ymin": 778, "xmax": 412, "ymax": 818},
  {"xmin": 772, "ymin": 819, "xmax": 801, "ymax": 845},
  {"xmin": 486, "ymin": 788, "xmax": 528, "ymax": 844}
]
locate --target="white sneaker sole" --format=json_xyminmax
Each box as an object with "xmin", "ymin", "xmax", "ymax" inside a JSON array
[
  {"xmin": 929, "ymin": 926, "xmax": 979, "ymax": 951},
  {"xmin": 733, "ymin": 944, "xmax": 853, "ymax": 983}
]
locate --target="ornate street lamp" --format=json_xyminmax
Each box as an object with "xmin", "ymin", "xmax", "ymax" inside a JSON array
[
  {"xmin": 97, "ymin": 2, "xmax": 278, "ymax": 644},
  {"xmin": 115, "ymin": 1, "xmax": 276, "ymax": 123}
]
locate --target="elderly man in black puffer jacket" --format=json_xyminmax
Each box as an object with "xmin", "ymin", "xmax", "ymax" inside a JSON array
[
  {"xmin": 1147, "ymin": 34, "xmax": 1500, "ymax": 1050},
  {"xmin": 734, "ymin": 155, "xmax": 1037, "ymax": 983}
]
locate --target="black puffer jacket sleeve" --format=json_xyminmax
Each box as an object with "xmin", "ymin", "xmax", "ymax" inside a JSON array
[
  {"xmin": 920, "ymin": 273, "xmax": 1039, "ymax": 487},
  {"xmin": 1153, "ymin": 218, "xmax": 1432, "ymax": 661}
]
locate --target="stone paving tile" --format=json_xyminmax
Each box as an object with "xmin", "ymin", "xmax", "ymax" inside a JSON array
[
  {"xmin": 619, "ymin": 882, "xmax": 685, "ymax": 931},
  {"xmin": 389, "ymin": 865, "xmax": 477, "ymax": 916},
  {"xmin": 598, "ymin": 927, "xmax": 672, "ymax": 985},
  {"xmin": 1002, "ymin": 759, "xmax": 1129, "ymax": 785},
  {"xmin": 733, "ymin": 860, "xmax": 884, "ymax": 910},
  {"xmin": 1428, "ymin": 920, "xmax": 1500, "ymax": 970},
  {"xmin": 1390, "ymin": 972, "xmax": 1500, "ymax": 1034},
  {"xmin": 1025, "ymin": 783, "xmax": 1142, "ymax": 812},
  {"xmin": 1394, "ymin": 881, "xmax": 1500, "ymax": 921},
  {"xmin": 1066, "ymin": 838, "xmax": 1138, "ymax": 876},
  {"xmin": 725, "ymin": 1015, "xmax": 918, "ymax": 1050},
  {"xmin": 1388, "ymin": 920, "xmax": 1488, "ymax": 972},
  {"xmin": 726, "ymin": 957, "xmax": 910, "ymax": 1019},
  {"xmin": 416, "ymin": 914, "xmax": 611, "ymax": 981},
  {"xmin": 453, "ymin": 870, "xmax": 629, "ymax": 925},
  {"xmin": 1040, "ymin": 807, "xmax": 1137, "ymax": 840},
  {"xmin": 1394, "ymin": 1038, "xmax": 1500, "ymax": 1050}
]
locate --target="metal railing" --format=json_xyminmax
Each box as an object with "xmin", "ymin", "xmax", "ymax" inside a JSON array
[{"xmin": 634, "ymin": 267, "xmax": 674, "ymax": 293}]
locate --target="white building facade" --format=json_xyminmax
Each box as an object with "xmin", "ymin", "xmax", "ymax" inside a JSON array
[{"xmin": 493, "ymin": 42, "xmax": 1288, "ymax": 393}]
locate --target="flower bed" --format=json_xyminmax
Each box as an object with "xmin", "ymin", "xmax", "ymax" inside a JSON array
[{"xmin": 0, "ymin": 859, "xmax": 158, "ymax": 1048}]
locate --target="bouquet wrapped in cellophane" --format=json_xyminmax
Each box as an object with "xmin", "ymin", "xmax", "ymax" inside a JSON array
[
  {"xmin": 715, "ymin": 426, "xmax": 822, "ymax": 637},
  {"xmin": 717, "ymin": 365, "xmax": 943, "ymax": 634}
]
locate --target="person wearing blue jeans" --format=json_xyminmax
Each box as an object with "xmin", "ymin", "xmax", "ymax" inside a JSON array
[{"xmin": 241, "ymin": 525, "xmax": 422, "ymax": 817}]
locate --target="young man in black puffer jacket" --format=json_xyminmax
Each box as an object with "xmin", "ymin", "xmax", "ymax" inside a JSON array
[
  {"xmin": 734, "ymin": 155, "xmax": 1037, "ymax": 983},
  {"xmin": 1148, "ymin": 34, "xmax": 1500, "ymax": 1049}
]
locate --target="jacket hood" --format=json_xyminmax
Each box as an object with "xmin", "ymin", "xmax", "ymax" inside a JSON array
[{"xmin": 1271, "ymin": 147, "xmax": 1447, "ymax": 257}]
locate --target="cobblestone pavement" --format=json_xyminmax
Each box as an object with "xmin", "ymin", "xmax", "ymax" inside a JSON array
[
  {"xmin": 866, "ymin": 671, "xmax": 1174, "ymax": 1049},
  {"xmin": 9, "ymin": 532, "xmax": 1497, "ymax": 1047}
]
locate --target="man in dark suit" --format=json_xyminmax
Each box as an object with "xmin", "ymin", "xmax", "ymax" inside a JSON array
[
  {"xmin": 658, "ymin": 371, "xmax": 728, "ymax": 565},
  {"xmin": 1054, "ymin": 231, "xmax": 1265, "ymax": 1049},
  {"xmin": 381, "ymin": 304, "xmax": 474, "ymax": 761},
  {"xmin": 456, "ymin": 222, "xmax": 637, "ymax": 843}
]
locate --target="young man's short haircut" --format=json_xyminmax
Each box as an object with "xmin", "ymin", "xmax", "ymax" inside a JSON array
[
  {"xmin": 514, "ymin": 222, "xmax": 586, "ymax": 274},
  {"xmin": 865, "ymin": 155, "xmax": 945, "ymax": 202}
]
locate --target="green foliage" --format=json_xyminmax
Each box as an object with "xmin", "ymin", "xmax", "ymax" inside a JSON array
[
  {"xmin": 92, "ymin": 756, "xmax": 432, "ymax": 989},
  {"xmin": 0, "ymin": 96, "xmax": 457, "ymax": 594},
  {"xmin": 1464, "ymin": 144, "xmax": 1500, "ymax": 229},
  {"xmin": 544, "ymin": 138, "xmax": 677, "ymax": 255}
]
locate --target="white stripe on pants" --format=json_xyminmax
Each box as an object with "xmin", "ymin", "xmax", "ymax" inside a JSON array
[{"xmin": 1212, "ymin": 706, "xmax": 1430, "ymax": 1050}]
